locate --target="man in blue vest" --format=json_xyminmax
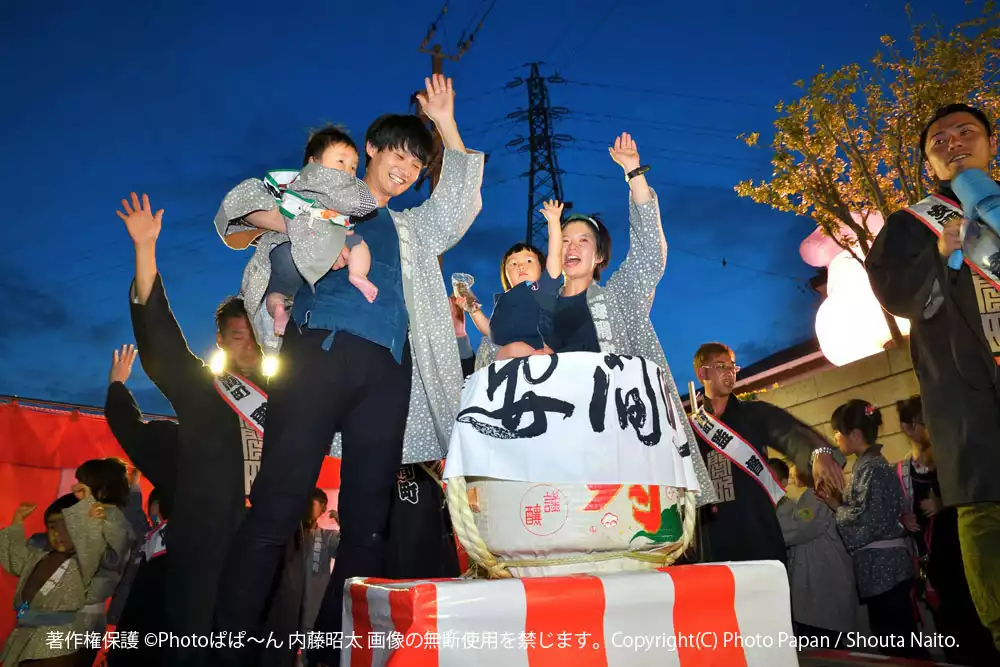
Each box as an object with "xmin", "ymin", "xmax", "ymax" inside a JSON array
[{"xmin": 213, "ymin": 73, "xmax": 484, "ymax": 667}]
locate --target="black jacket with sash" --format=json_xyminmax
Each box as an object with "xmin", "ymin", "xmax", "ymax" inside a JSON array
[
  {"xmin": 694, "ymin": 393, "xmax": 829, "ymax": 565},
  {"xmin": 128, "ymin": 274, "xmax": 302, "ymax": 667},
  {"xmin": 867, "ymin": 183, "xmax": 1000, "ymax": 507}
]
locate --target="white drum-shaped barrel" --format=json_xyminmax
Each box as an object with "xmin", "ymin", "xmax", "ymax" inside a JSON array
[{"xmin": 444, "ymin": 352, "xmax": 701, "ymax": 579}]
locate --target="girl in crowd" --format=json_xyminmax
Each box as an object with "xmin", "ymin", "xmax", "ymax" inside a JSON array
[
  {"xmin": 772, "ymin": 459, "xmax": 858, "ymax": 648},
  {"xmin": 462, "ymin": 199, "xmax": 564, "ymax": 360},
  {"xmin": 0, "ymin": 494, "xmax": 110, "ymax": 667},
  {"xmin": 71, "ymin": 459, "xmax": 134, "ymax": 664},
  {"xmin": 468, "ymin": 132, "xmax": 715, "ymax": 503},
  {"xmin": 823, "ymin": 400, "xmax": 929, "ymax": 660}
]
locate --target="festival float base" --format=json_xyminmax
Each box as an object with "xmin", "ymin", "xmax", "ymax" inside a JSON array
[{"xmin": 343, "ymin": 354, "xmax": 800, "ymax": 665}]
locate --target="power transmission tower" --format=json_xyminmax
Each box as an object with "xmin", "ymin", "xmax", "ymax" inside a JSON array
[
  {"xmin": 411, "ymin": 1, "xmax": 494, "ymax": 192},
  {"xmin": 507, "ymin": 63, "xmax": 572, "ymax": 245}
]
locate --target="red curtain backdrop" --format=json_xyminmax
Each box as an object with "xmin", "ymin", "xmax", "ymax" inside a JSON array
[{"xmin": 0, "ymin": 400, "xmax": 341, "ymax": 644}]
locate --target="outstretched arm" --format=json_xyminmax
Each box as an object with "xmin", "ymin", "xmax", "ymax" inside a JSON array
[
  {"xmin": 541, "ymin": 200, "xmax": 565, "ymax": 279},
  {"xmin": 406, "ymin": 75, "xmax": 485, "ymax": 256},
  {"xmin": 119, "ymin": 193, "xmax": 207, "ymax": 402},
  {"xmin": 604, "ymin": 134, "xmax": 666, "ymax": 311},
  {"xmin": 866, "ymin": 210, "xmax": 948, "ymax": 321}
]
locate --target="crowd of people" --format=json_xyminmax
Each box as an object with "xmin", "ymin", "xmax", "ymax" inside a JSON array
[{"xmin": 2, "ymin": 79, "xmax": 1000, "ymax": 667}]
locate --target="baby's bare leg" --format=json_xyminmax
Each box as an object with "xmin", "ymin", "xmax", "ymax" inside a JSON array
[
  {"xmin": 266, "ymin": 292, "xmax": 290, "ymax": 336},
  {"xmin": 347, "ymin": 240, "xmax": 378, "ymax": 303}
]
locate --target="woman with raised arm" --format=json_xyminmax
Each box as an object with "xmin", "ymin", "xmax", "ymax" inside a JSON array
[{"xmin": 471, "ymin": 133, "xmax": 715, "ymax": 504}]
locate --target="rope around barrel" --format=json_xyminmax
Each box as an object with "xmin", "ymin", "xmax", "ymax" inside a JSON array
[{"xmin": 446, "ymin": 476, "xmax": 698, "ymax": 580}]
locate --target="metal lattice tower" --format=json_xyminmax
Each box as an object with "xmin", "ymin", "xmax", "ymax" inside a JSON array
[{"xmin": 507, "ymin": 63, "xmax": 572, "ymax": 245}]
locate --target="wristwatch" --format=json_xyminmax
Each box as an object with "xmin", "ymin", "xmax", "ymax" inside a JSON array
[
  {"xmin": 810, "ymin": 446, "xmax": 834, "ymax": 464},
  {"xmin": 626, "ymin": 164, "xmax": 650, "ymax": 182}
]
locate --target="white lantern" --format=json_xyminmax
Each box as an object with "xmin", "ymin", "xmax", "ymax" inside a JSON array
[{"xmin": 815, "ymin": 250, "xmax": 910, "ymax": 367}]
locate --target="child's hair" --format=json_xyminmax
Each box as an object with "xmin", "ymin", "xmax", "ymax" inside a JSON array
[
  {"xmin": 310, "ymin": 488, "xmax": 329, "ymax": 506},
  {"xmin": 500, "ymin": 243, "xmax": 546, "ymax": 291},
  {"xmin": 148, "ymin": 488, "xmax": 172, "ymax": 521},
  {"xmin": 831, "ymin": 399, "xmax": 883, "ymax": 445},
  {"xmin": 562, "ymin": 213, "xmax": 613, "ymax": 281},
  {"xmin": 75, "ymin": 458, "xmax": 130, "ymax": 507},
  {"xmin": 895, "ymin": 395, "xmax": 923, "ymax": 427},
  {"xmin": 364, "ymin": 115, "xmax": 434, "ymax": 167},
  {"xmin": 45, "ymin": 493, "xmax": 80, "ymax": 522},
  {"xmin": 302, "ymin": 126, "xmax": 358, "ymax": 167},
  {"xmin": 768, "ymin": 458, "xmax": 789, "ymax": 482}
]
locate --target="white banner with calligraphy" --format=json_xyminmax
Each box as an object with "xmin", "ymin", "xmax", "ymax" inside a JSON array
[{"xmin": 443, "ymin": 352, "xmax": 701, "ymax": 490}]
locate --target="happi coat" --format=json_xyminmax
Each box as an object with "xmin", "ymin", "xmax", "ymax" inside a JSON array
[
  {"xmin": 220, "ymin": 148, "xmax": 484, "ymax": 464},
  {"xmin": 476, "ymin": 190, "xmax": 716, "ymax": 505}
]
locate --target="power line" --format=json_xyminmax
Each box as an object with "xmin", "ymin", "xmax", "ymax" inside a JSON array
[
  {"xmin": 570, "ymin": 110, "xmax": 745, "ymax": 138},
  {"xmin": 570, "ymin": 137, "xmax": 761, "ymax": 166},
  {"xmin": 557, "ymin": 0, "xmax": 626, "ymax": 71}
]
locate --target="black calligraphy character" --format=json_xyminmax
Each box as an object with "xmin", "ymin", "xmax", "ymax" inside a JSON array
[
  {"xmin": 926, "ymin": 204, "xmax": 950, "ymax": 222},
  {"xmin": 457, "ymin": 356, "xmax": 574, "ymax": 438},
  {"xmin": 711, "ymin": 430, "xmax": 734, "ymax": 449},
  {"xmin": 220, "ymin": 374, "xmax": 240, "ymax": 390},
  {"xmin": 589, "ymin": 367, "xmax": 610, "ymax": 433},
  {"xmin": 249, "ymin": 403, "xmax": 267, "ymax": 426},
  {"xmin": 604, "ymin": 354, "xmax": 624, "ymax": 371},
  {"xmin": 231, "ymin": 385, "xmax": 251, "ymax": 401},
  {"xmin": 397, "ymin": 465, "xmax": 416, "ymax": 483},
  {"xmin": 397, "ymin": 480, "xmax": 419, "ymax": 505},
  {"xmin": 614, "ymin": 358, "xmax": 662, "ymax": 446},
  {"xmin": 744, "ymin": 455, "xmax": 764, "ymax": 476},
  {"xmin": 655, "ymin": 368, "xmax": 677, "ymax": 431}
]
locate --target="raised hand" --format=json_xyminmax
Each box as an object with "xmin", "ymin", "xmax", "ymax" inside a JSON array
[
  {"xmin": 609, "ymin": 132, "xmax": 641, "ymax": 173},
  {"xmin": 416, "ymin": 74, "xmax": 456, "ymax": 127},
  {"xmin": 12, "ymin": 502, "xmax": 36, "ymax": 525},
  {"xmin": 539, "ymin": 200, "xmax": 564, "ymax": 225},
  {"xmin": 110, "ymin": 344, "xmax": 137, "ymax": 385},
  {"xmin": 449, "ymin": 296, "xmax": 467, "ymax": 338},
  {"xmin": 116, "ymin": 193, "xmax": 164, "ymax": 246}
]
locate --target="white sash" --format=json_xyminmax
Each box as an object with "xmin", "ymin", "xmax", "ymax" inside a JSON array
[
  {"xmin": 905, "ymin": 193, "xmax": 1000, "ymax": 291},
  {"xmin": 687, "ymin": 394, "xmax": 785, "ymax": 506},
  {"xmin": 142, "ymin": 521, "xmax": 168, "ymax": 561},
  {"xmin": 214, "ymin": 371, "xmax": 268, "ymax": 437}
]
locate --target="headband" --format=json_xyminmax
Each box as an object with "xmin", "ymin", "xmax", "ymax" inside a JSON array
[{"xmin": 563, "ymin": 213, "xmax": 601, "ymax": 231}]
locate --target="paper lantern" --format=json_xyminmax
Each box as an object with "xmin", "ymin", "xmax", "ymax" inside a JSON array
[{"xmin": 815, "ymin": 251, "xmax": 909, "ymax": 367}]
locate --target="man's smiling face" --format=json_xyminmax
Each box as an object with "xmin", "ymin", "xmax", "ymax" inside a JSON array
[{"xmin": 925, "ymin": 111, "xmax": 997, "ymax": 181}]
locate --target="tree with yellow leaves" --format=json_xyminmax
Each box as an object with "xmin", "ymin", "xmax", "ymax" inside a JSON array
[
  {"xmin": 737, "ymin": 2, "xmax": 1000, "ymax": 257},
  {"xmin": 736, "ymin": 2, "xmax": 1000, "ymax": 341}
]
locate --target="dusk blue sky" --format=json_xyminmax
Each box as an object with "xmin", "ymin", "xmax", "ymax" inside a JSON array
[{"xmin": 1, "ymin": 0, "xmax": 975, "ymax": 415}]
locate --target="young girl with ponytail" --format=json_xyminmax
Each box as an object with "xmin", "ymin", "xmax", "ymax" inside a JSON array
[{"xmin": 823, "ymin": 399, "xmax": 929, "ymax": 659}]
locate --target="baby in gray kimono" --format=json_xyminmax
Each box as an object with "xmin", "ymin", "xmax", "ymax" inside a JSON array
[{"xmin": 215, "ymin": 126, "xmax": 379, "ymax": 341}]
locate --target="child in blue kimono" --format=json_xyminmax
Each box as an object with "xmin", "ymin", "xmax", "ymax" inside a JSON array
[{"xmin": 464, "ymin": 199, "xmax": 564, "ymax": 361}]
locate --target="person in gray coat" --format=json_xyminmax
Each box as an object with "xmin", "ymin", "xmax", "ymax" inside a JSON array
[{"xmin": 772, "ymin": 459, "xmax": 857, "ymax": 649}]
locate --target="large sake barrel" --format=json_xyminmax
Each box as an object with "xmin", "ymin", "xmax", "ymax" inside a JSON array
[{"xmin": 444, "ymin": 352, "xmax": 701, "ymax": 579}]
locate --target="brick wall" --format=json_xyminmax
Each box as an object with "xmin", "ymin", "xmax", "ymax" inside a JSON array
[{"xmin": 760, "ymin": 347, "xmax": 920, "ymax": 471}]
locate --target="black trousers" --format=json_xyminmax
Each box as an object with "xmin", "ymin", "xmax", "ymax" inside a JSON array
[
  {"xmin": 214, "ymin": 327, "xmax": 412, "ymax": 666},
  {"xmin": 862, "ymin": 579, "xmax": 931, "ymax": 660}
]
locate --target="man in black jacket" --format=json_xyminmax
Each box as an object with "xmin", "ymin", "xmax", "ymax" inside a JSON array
[
  {"xmin": 867, "ymin": 103, "xmax": 1000, "ymax": 648},
  {"xmin": 114, "ymin": 192, "xmax": 302, "ymax": 667},
  {"xmin": 690, "ymin": 342, "xmax": 844, "ymax": 565}
]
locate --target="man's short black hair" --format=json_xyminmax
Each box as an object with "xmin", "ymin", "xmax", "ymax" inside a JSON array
[
  {"xmin": 919, "ymin": 103, "xmax": 993, "ymax": 161},
  {"xmin": 364, "ymin": 115, "xmax": 433, "ymax": 166},
  {"xmin": 215, "ymin": 296, "xmax": 249, "ymax": 334}
]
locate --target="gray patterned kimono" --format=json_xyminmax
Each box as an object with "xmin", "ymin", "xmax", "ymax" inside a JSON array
[
  {"xmin": 476, "ymin": 190, "xmax": 717, "ymax": 505},
  {"xmin": 214, "ymin": 164, "xmax": 378, "ymax": 353},
  {"xmin": 0, "ymin": 496, "xmax": 125, "ymax": 666}
]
